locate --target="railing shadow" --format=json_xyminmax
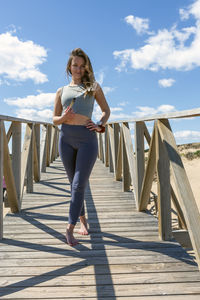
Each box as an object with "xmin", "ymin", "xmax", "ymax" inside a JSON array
[{"xmin": 0, "ymin": 160, "xmax": 198, "ymax": 298}]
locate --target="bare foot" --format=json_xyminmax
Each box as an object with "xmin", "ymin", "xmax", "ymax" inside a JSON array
[
  {"xmin": 66, "ymin": 229, "xmax": 79, "ymax": 246},
  {"xmin": 78, "ymin": 216, "xmax": 89, "ymax": 235}
]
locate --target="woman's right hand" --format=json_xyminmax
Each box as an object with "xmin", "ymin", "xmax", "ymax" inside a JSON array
[{"xmin": 62, "ymin": 106, "xmax": 75, "ymax": 122}]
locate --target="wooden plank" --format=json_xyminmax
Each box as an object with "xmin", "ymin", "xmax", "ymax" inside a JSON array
[
  {"xmin": 135, "ymin": 121, "xmax": 145, "ymax": 206},
  {"xmin": 0, "ymin": 282, "xmax": 200, "ymax": 298},
  {"xmin": 2, "ymin": 122, "xmax": 19, "ymax": 213},
  {"xmin": 171, "ymin": 186, "xmax": 187, "ymax": 229},
  {"xmin": 21, "ymin": 124, "xmax": 32, "ymax": 198},
  {"xmin": 11, "ymin": 122, "xmax": 21, "ymax": 205},
  {"xmin": 122, "ymin": 122, "xmax": 137, "ymax": 198},
  {"xmin": 139, "ymin": 125, "xmax": 156, "ymax": 211},
  {"xmin": 6, "ymin": 122, "xmax": 13, "ymax": 142},
  {"xmin": 143, "ymin": 122, "xmax": 151, "ymax": 145},
  {"xmin": 107, "ymin": 106, "xmax": 200, "ymax": 124},
  {"xmin": 0, "ymin": 120, "xmax": 3, "ymax": 239},
  {"xmin": 156, "ymin": 122, "xmax": 172, "ymax": 241},
  {"xmin": 46, "ymin": 125, "xmax": 51, "ymax": 167},
  {"xmin": 115, "ymin": 127, "xmax": 122, "ymax": 181},
  {"xmin": 40, "ymin": 125, "xmax": 47, "ymax": 172},
  {"xmin": 121, "ymin": 126, "xmax": 131, "ymax": 191},
  {"xmin": 1, "ymin": 271, "xmax": 200, "ymax": 287},
  {"xmin": 26, "ymin": 124, "xmax": 33, "ymax": 193},
  {"xmin": 108, "ymin": 124, "xmax": 115, "ymax": 173},
  {"xmin": 50, "ymin": 125, "xmax": 55, "ymax": 163},
  {"xmin": 34, "ymin": 124, "xmax": 40, "ymax": 182},
  {"xmin": 105, "ymin": 126, "xmax": 110, "ymax": 167},
  {"xmin": 157, "ymin": 119, "xmax": 200, "ymax": 270},
  {"xmin": 1, "ymin": 156, "xmax": 199, "ymax": 299}
]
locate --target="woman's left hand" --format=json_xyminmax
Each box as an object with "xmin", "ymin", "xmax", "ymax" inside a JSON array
[{"xmin": 86, "ymin": 120, "xmax": 101, "ymax": 132}]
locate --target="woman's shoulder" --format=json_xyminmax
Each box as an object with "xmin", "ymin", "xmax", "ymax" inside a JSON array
[
  {"xmin": 92, "ymin": 81, "xmax": 101, "ymax": 92},
  {"xmin": 56, "ymin": 85, "xmax": 69, "ymax": 97}
]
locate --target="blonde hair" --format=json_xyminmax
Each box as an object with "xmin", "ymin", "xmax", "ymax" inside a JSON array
[{"xmin": 66, "ymin": 48, "xmax": 95, "ymax": 97}]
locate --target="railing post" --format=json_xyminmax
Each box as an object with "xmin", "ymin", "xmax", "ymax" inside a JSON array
[
  {"xmin": 0, "ymin": 120, "xmax": 3, "ymax": 239},
  {"xmin": 12, "ymin": 122, "xmax": 21, "ymax": 206},
  {"xmin": 26, "ymin": 124, "xmax": 34, "ymax": 193},
  {"xmin": 34, "ymin": 124, "xmax": 40, "ymax": 181},
  {"xmin": 135, "ymin": 121, "xmax": 145, "ymax": 207},
  {"xmin": 41, "ymin": 125, "xmax": 47, "ymax": 172},
  {"xmin": 121, "ymin": 126, "xmax": 131, "ymax": 192},
  {"xmin": 21, "ymin": 123, "xmax": 33, "ymax": 198},
  {"xmin": 156, "ymin": 120, "xmax": 172, "ymax": 240},
  {"xmin": 46, "ymin": 125, "xmax": 51, "ymax": 167}
]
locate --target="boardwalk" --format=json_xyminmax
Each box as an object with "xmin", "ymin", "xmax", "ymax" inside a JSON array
[{"xmin": 0, "ymin": 158, "xmax": 200, "ymax": 299}]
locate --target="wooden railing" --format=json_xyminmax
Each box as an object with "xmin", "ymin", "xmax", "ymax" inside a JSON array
[
  {"xmin": 0, "ymin": 115, "xmax": 59, "ymax": 239},
  {"xmin": 97, "ymin": 107, "xmax": 200, "ymax": 270}
]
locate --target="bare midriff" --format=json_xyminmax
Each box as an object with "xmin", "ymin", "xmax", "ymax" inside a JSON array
[{"xmin": 63, "ymin": 113, "xmax": 90, "ymax": 126}]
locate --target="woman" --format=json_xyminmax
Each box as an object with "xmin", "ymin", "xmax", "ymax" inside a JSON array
[{"xmin": 53, "ymin": 48, "xmax": 110, "ymax": 246}]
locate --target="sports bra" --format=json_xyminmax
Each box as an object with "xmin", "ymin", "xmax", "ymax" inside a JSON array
[{"xmin": 60, "ymin": 83, "xmax": 97, "ymax": 119}]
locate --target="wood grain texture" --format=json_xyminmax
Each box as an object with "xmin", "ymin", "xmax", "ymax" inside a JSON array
[{"xmin": 1, "ymin": 157, "xmax": 199, "ymax": 299}]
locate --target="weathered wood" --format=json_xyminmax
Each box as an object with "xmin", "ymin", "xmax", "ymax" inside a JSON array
[
  {"xmin": 135, "ymin": 121, "xmax": 145, "ymax": 206},
  {"xmin": 122, "ymin": 122, "xmax": 137, "ymax": 197},
  {"xmin": 157, "ymin": 119, "xmax": 200, "ymax": 270},
  {"xmin": 139, "ymin": 125, "xmax": 156, "ymax": 211},
  {"xmin": 34, "ymin": 124, "xmax": 40, "ymax": 182},
  {"xmin": 98, "ymin": 132, "xmax": 104, "ymax": 162},
  {"xmin": 105, "ymin": 126, "xmax": 109, "ymax": 167},
  {"xmin": 173, "ymin": 229, "xmax": 192, "ymax": 248},
  {"xmin": 46, "ymin": 125, "xmax": 51, "ymax": 167},
  {"xmin": 107, "ymin": 107, "xmax": 200, "ymax": 124},
  {"xmin": 115, "ymin": 128, "xmax": 122, "ymax": 181},
  {"xmin": 50, "ymin": 126, "xmax": 55, "ymax": 163},
  {"xmin": 121, "ymin": 126, "xmax": 131, "ymax": 191},
  {"xmin": 21, "ymin": 123, "xmax": 32, "ymax": 198},
  {"xmin": 156, "ymin": 122, "xmax": 172, "ymax": 241},
  {"xmin": 11, "ymin": 122, "xmax": 21, "ymax": 204},
  {"xmin": 26, "ymin": 124, "xmax": 33, "ymax": 193},
  {"xmin": 2, "ymin": 122, "xmax": 19, "ymax": 213},
  {"xmin": 171, "ymin": 186, "xmax": 187, "ymax": 229},
  {"xmin": 143, "ymin": 122, "xmax": 151, "ymax": 145},
  {"xmin": 40, "ymin": 125, "xmax": 48, "ymax": 172},
  {"xmin": 113, "ymin": 123, "xmax": 120, "ymax": 180},
  {"xmin": 6, "ymin": 122, "xmax": 13, "ymax": 142},
  {"xmin": 0, "ymin": 120, "xmax": 3, "ymax": 239},
  {"xmin": 108, "ymin": 124, "xmax": 115, "ymax": 173}
]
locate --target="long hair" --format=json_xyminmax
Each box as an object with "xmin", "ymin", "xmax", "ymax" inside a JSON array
[{"xmin": 66, "ymin": 48, "xmax": 95, "ymax": 97}]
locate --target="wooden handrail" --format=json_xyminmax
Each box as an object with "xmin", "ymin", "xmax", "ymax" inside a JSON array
[
  {"xmin": 97, "ymin": 107, "xmax": 200, "ymax": 270},
  {"xmin": 0, "ymin": 115, "xmax": 59, "ymax": 239}
]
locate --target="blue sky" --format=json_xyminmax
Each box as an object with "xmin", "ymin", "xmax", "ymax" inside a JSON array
[{"xmin": 0, "ymin": 0, "xmax": 200, "ymax": 144}]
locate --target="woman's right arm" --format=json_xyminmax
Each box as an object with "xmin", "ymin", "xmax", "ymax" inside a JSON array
[{"xmin": 53, "ymin": 88, "xmax": 74, "ymax": 125}]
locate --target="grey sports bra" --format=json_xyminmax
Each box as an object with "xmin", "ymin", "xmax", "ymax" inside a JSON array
[{"xmin": 60, "ymin": 83, "xmax": 96, "ymax": 119}]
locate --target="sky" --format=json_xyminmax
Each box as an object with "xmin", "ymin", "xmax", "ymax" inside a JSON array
[{"xmin": 0, "ymin": 0, "xmax": 200, "ymax": 144}]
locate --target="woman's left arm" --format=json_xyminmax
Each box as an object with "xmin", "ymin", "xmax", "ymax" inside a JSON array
[{"xmin": 86, "ymin": 83, "xmax": 110, "ymax": 132}]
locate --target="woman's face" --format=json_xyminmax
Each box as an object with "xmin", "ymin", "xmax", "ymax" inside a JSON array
[{"xmin": 70, "ymin": 56, "xmax": 86, "ymax": 82}]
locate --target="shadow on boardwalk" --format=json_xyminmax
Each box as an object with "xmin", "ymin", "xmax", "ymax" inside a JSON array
[{"xmin": 0, "ymin": 159, "xmax": 199, "ymax": 299}]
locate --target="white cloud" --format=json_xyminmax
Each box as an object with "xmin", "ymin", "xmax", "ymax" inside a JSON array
[
  {"xmin": 103, "ymin": 86, "xmax": 115, "ymax": 95},
  {"xmin": 118, "ymin": 101, "xmax": 129, "ymax": 106},
  {"xmin": 180, "ymin": 0, "xmax": 200, "ymax": 20},
  {"xmin": 4, "ymin": 92, "xmax": 55, "ymax": 108},
  {"xmin": 114, "ymin": 1, "xmax": 200, "ymax": 72},
  {"xmin": 0, "ymin": 31, "xmax": 48, "ymax": 84},
  {"xmin": 16, "ymin": 108, "xmax": 53, "ymax": 122},
  {"xmin": 158, "ymin": 78, "xmax": 175, "ymax": 88},
  {"xmin": 174, "ymin": 130, "xmax": 200, "ymax": 140},
  {"xmin": 125, "ymin": 15, "xmax": 150, "ymax": 35}
]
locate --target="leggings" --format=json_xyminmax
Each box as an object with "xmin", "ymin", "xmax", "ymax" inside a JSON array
[{"xmin": 59, "ymin": 124, "xmax": 98, "ymax": 225}]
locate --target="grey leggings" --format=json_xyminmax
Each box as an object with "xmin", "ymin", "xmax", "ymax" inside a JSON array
[{"xmin": 59, "ymin": 124, "xmax": 98, "ymax": 225}]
